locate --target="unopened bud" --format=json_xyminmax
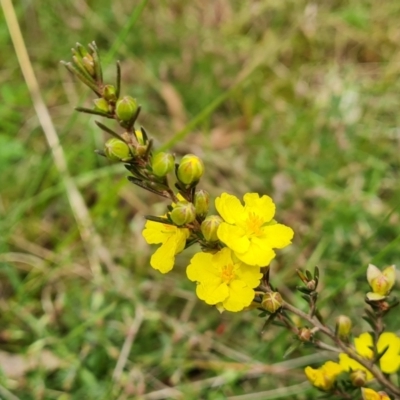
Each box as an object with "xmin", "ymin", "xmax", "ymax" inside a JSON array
[
  {"xmin": 170, "ymin": 201, "xmax": 196, "ymax": 226},
  {"xmin": 366, "ymin": 264, "xmax": 395, "ymax": 300},
  {"xmin": 177, "ymin": 154, "xmax": 204, "ymax": 185},
  {"xmin": 116, "ymin": 96, "xmax": 138, "ymax": 122},
  {"xmin": 194, "ymin": 190, "xmax": 210, "ymax": 217},
  {"xmin": 261, "ymin": 292, "xmax": 283, "ymax": 313},
  {"xmin": 103, "ymin": 85, "xmax": 117, "ymax": 102},
  {"xmin": 335, "ymin": 315, "xmax": 352, "ymax": 340},
  {"xmin": 135, "ymin": 130, "xmax": 145, "ymax": 145},
  {"xmin": 201, "ymin": 215, "xmax": 222, "ymax": 242},
  {"xmin": 306, "ymin": 280, "xmax": 317, "ymax": 291},
  {"xmin": 93, "ymin": 98, "xmax": 109, "ymax": 113},
  {"xmin": 76, "ymin": 43, "xmax": 89, "ymax": 58},
  {"xmin": 152, "ymin": 152, "xmax": 175, "ymax": 177},
  {"xmin": 136, "ymin": 144, "xmax": 148, "ymax": 157},
  {"xmin": 298, "ymin": 327, "xmax": 312, "ymax": 342},
  {"xmin": 350, "ymin": 370, "xmax": 367, "ymax": 387},
  {"xmin": 104, "ymin": 138, "xmax": 132, "ymax": 162},
  {"xmin": 82, "ymin": 54, "xmax": 95, "ymax": 76}
]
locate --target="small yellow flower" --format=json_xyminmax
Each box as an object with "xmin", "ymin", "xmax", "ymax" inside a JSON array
[
  {"xmin": 361, "ymin": 388, "xmax": 391, "ymax": 400},
  {"xmin": 142, "ymin": 220, "xmax": 190, "ymax": 273},
  {"xmin": 366, "ymin": 264, "xmax": 396, "ymax": 300},
  {"xmin": 304, "ymin": 361, "xmax": 343, "ymax": 391},
  {"xmin": 215, "ymin": 193, "xmax": 294, "ymax": 266},
  {"xmin": 186, "ymin": 247, "xmax": 262, "ymax": 312},
  {"xmin": 339, "ymin": 332, "xmax": 400, "ymax": 379}
]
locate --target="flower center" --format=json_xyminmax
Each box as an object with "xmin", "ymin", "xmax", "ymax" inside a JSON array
[
  {"xmin": 221, "ymin": 264, "xmax": 235, "ymax": 284},
  {"xmin": 245, "ymin": 212, "xmax": 263, "ymax": 237}
]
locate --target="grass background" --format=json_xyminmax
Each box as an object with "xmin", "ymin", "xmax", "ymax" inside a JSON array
[{"xmin": 1, "ymin": 0, "xmax": 400, "ymax": 399}]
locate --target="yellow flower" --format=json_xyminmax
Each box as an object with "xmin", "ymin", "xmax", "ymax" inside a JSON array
[
  {"xmin": 186, "ymin": 247, "xmax": 262, "ymax": 312},
  {"xmin": 304, "ymin": 361, "xmax": 343, "ymax": 391},
  {"xmin": 339, "ymin": 332, "xmax": 400, "ymax": 379},
  {"xmin": 142, "ymin": 220, "xmax": 190, "ymax": 273},
  {"xmin": 361, "ymin": 388, "xmax": 391, "ymax": 400},
  {"xmin": 366, "ymin": 264, "xmax": 396, "ymax": 301},
  {"xmin": 215, "ymin": 193, "xmax": 294, "ymax": 266}
]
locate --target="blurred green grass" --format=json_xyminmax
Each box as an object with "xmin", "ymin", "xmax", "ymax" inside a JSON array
[{"xmin": 1, "ymin": 0, "xmax": 400, "ymax": 399}]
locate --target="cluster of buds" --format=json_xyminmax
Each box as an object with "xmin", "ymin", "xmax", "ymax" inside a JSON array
[{"xmin": 62, "ymin": 43, "xmax": 215, "ymax": 236}]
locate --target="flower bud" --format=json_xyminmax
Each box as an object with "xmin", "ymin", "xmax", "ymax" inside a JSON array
[
  {"xmin": 151, "ymin": 152, "xmax": 175, "ymax": 177},
  {"xmin": 366, "ymin": 264, "xmax": 396, "ymax": 300},
  {"xmin": 82, "ymin": 54, "xmax": 95, "ymax": 76},
  {"xmin": 298, "ymin": 327, "xmax": 312, "ymax": 342},
  {"xmin": 135, "ymin": 129, "xmax": 145, "ymax": 145},
  {"xmin": 194, "ymin": 190, "xmax": 210, "ymax": 217},
  {"xmin": 350, "ymin": 370, "xmax": 367, "ymax": 387},
  {"xmin": 169, "ymin": 201, "xmax": 196, "ymax": 226},
  {"xmin": 115, "ymin": 96, "xmax": 138, "ymax": 122},
  {"xmin": 93, "ymin": 98, "xmax": 109, "ymax": 113},
  {"xmin": 177, "ymin": 154, "xmax": 204, "ymax": 185},
  {"xmin": 201, "ymin": 215, "xmax": 222, "ymax": 242},
  {"xmin": 104, "ymin": 138, "xmax": 132, "ymax": 162},
  {"xmin": 335, "ymin": 315, "xmax": 352, "ymax": 340},
  {"xmin": 306, "ymin": 279, "xmax": 317, "ymax": 291},
  {"xmin": 261, "ymin": 292, "xmax": 283, "ymax": 313},
  {"xmin": 103, "ymin": 85, "xmax": 117, "ymax": 102}
]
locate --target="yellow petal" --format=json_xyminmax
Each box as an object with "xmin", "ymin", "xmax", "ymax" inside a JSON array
[
  {"xmin": 217, "ymin": 223, "xmax": 249, "ymax": 253},
  {"xmin": 215, "ymin": 193, "xmax": 244, "ymax": 224},
  {"xmin": 260, "ymin": 223, "xmax": 294, "ymax": 249},
  {"xmin": 243, "ymin": 193, "xmax": 275, "ymax": 222},
  {"xmin": 235, "ymin": 239, "xmax": 276, "ymax": 266},
  {"xmin": 222, "ymin": 280, "xmax": 255, "ymax": 312},
  {"xmin": 235, "ymin": 262, "xmax": 263, "ymax": 288},
  {"xmin": 142, "ymin": 221, "xmax": 174, "ymax": 244},
  {"xmin": 378, "ymin": 332, "xmax": 400, "ymax": 374},
  {"xmin": 354, "ymin": 333, "xmax": 374, "ymax": 358},
  {"xmin": 196, "ymin": 282, "xmax": 229, "ymax": 304},
  {"xmin": 150, "ymin": 238, "xmax": 177, "ymax": 273},
  {"xmin": 186, "ymin": 252, "xmax": 216, "ymax": 282}
]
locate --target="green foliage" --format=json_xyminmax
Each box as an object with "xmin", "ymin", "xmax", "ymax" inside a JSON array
[{"xmin": 1, "ymin": 0, "xmax": 400, "ymax": 398}]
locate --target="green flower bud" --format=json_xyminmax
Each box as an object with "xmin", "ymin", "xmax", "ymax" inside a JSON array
[
  {"xmin": 151, "ymin": 152, "xmax": 175, "ymax": 177},
  {"xmin": 201, "ymin": 215, "xmax": 222, "ymax": 242},
  {"xmin": 103, "ymin": 85, "xmax": 117, "ymax": 102},
  {"xmin": 194, "ymin": 190, "xmax": 210, "ymax": 217},
  {"xmin": 169, "ymin": 201, "xmax": 196, "ymax": 226},
  {"xmin": 93, "ymin": 98, "xmax": 109, "ymax": 113},
  {"xmin": 76, "ymin": 43, "xmax": 90, "ymax": 58},
  {"xmin": 177, "ymin": 154, "xmax": 204, "ymax": 185},
  {"xmin": 261, "ymin": 292, "xmax": 283, "ymax": 314},
  {"xmin": 135, "ymin": 130, "xmax": 145, "ymax": 145},
  {"xmin": 115, "ymin": 96, "xmax": 138, "ymax": 122},
  {"xmin": 350, "ymin": 370, "xmax": 367, "ymax": 387},
  {"xmin": 335, "ymin": 315, "xmax": 352, "ymax": 340},
  {"xmin": 104, "ymin": 138, "xmax": 132, "ymax": 162},
  {"xmin": 82, "ymin": 54, "xmax": 95, "ymax": 76}
]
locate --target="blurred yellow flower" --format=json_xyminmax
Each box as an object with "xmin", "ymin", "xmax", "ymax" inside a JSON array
[
  {"xmin": 186, "ymin": 247, "xmax": 262, "ymax": 312},
  {"xmin": 361, "ymin": 388, "xmax": 391, "ymax": 400},
  {"xmin": 215, "ymin": 193, "xmax": 294, "ymax": 266},
  {"xmin": 339, "ymin": 332, "xmax": 400, "ymax": 379},
  {"xmin": 366, "ymin": 264, "xmax": 396, "ymax": 301},
  {"xmin": 142, "ymin": 220, "xmax": 190, "ymax": 273},
  {"xmin": 304, "ymin": 361, "xmax": 343, "ymax": 391}
]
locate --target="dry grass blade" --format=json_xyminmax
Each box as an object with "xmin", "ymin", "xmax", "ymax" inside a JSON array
[{"xmin": 0, "ymin": 0, "xmax": 118, "ymax": 287}]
